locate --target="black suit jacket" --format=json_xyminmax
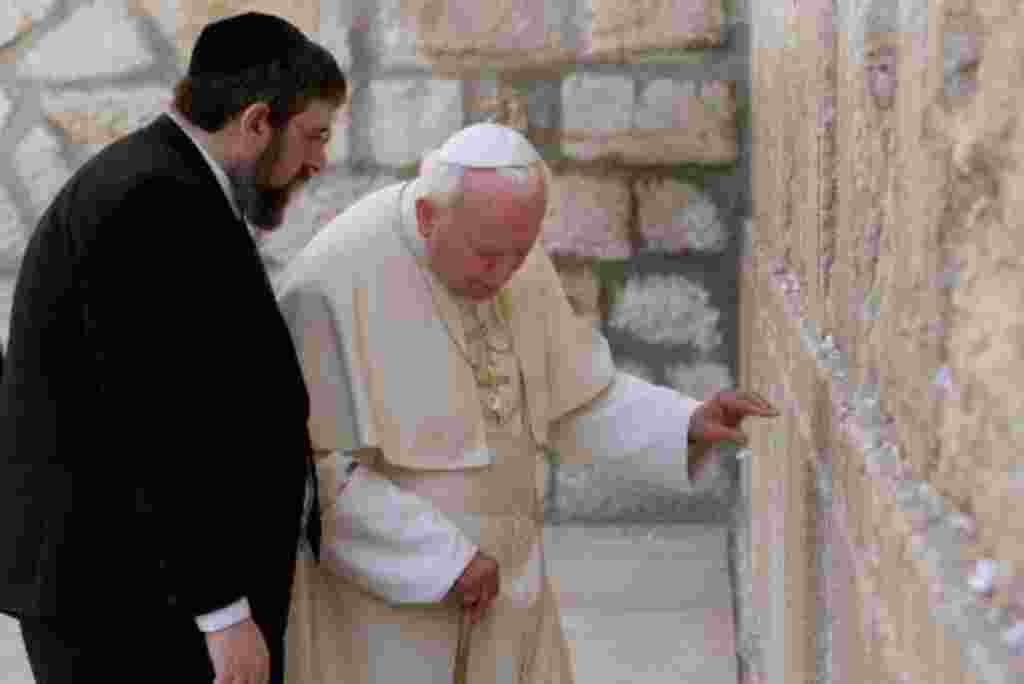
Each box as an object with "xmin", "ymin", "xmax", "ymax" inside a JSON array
[{"xmin": 0, "ymin": 114, "xmax": 315, "ymax": 635}]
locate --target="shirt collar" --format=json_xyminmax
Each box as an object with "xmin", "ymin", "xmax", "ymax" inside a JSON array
[{"xmin": 165, "ymin": 109, "xmax": 253, "ymax": 233}]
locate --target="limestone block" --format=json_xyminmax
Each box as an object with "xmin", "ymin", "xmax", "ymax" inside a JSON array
[
  {"xmin": 369, "ymin": 79, "xmax": 462, "ymax": 167},
  {"xmin": 15, "ymin": 127, "xmax": 71, "ymax": 216},
  {"xmin": 18, "ymin": 1, "xmax": 152, "ymax": 80},
  {"xmin": 581, "ymin": 0, "xmax": 725, "ymax": 60},
  {"xmin": 41, "ymin": 87, "xmax": 169, "ymax": 147},
  {"xmin": 401, "ymin": 0, "xmax": 576, "ymax": 74},
  {"xmin": 551, "ymin": 258, "xmax": 601, "ymax": 329},
  {"xmin": 614, "ymin": 356, "xmax": 656, "ymax": 384},
  {"xmin": 539, "ymin": 173, "xmax": 632, "ymax": 260},
  {"xmin": 0, "ymin": 0, "xmax": 55, "ymax": 48},
  {"xmin": 174, "ymin": 0, "xmax": 319, "ymax": 67},
  {"xmin": 635, "ymin": 178, "xmax": 727, "ymax": 254},
  {"xmin": 368, "ymin": 0, "xmax": 424, "ymax": 69},
  {"xmin": 609, "ymin": 273, "xmax": 722, "ymax": 351},
  {"xmin": 666, "ymin": 361, "xmax": 734, "ymax": 401},
  {"xmin": 465, "ymin": 81, "xmax": 529, "ymax": 132},
  {"xmin": 0, "ymin": 186, "xmax": 25, "ymax": 271},
  {"xmin": 563, "ymin": 78, "xmax": 738, "ymax": 165},
  {"xmin": 259, "ymin": 171, "xmax": 397, "ymax": 272}
]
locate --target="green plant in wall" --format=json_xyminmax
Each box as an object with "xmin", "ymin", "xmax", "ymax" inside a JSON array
[{"xmin": 593, "ymin": 259, "xmax": 630, "ymax": 314}]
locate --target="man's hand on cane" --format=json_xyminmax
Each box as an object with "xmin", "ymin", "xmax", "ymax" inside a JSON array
[
  {"xmin": 451, "ymin": 550, "xmax": 500, "ymax": 625},
  {"xmin": 205, "ymin": 617, "xmax": 271, "ymax": 684},
  {"xmin": 686, "ymin": 390, "xmax": 780, "ymax": 480}
]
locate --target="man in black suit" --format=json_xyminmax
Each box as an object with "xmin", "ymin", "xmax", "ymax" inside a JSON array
[{"xmin": 0, "ymin": 12, "xmax": 346, "ymax": 683}]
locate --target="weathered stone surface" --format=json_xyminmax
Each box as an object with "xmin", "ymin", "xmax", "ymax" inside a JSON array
[
  {"xmin": 175, "ymin": 0, "xmax": 319, "ymax": 67},
  {"xmin": 15, "ymin": 127, "xmax": 70, "ymax": 215},
  {"xmin": 581, "ymin": 0, "xmax": 725, "ymax": 60},
  {"xmin": 465, "ymin": 81, "xmax": 529, "ymax": 132},
  {"xmin": 368, "ymin": 0, "xmax": 424, "ymax": 69},
  {"xmin": 667, "ymin": 361, "xmax": 734, "ymax": 401},
  {"xmin": 0, "ymin": 0, "xmax": 54, "ymax": 48},
  {"xmin": 551, "ymin": 258, "xmax": 601, "ymax": 329},
  {"xmin": 609, "ymin": 273, "xmax": 722, "ymax": 350},
  {"xmin": 563, "ymin": 79, "xmax": 738, "ymax": 165},
  {"xmin": 561, "ymin": 73, "xmax": 634, "ymax": 133},
  {"xmin": 125, "ymin": 0, "xmax": 177, "ymax": 41},
  {"xmin": 41, "ymin": 87, "xmax": 169, "ymax": 146},
  {"xmin": 369, "ymin": 79, "xmax": 462, "ymax": 167},
  {"xmin": 406, "ymin": 0, "xmax": 576, "ymax": 74},
  {"xmin": 614, "ymin": 356, "xmax": 656, "ymax": 384},
  {"xmin": 315, "ymin": 0, "xmax": 357, "ymax": 70},
  {"xmin": 0, "ymin": 186, "xmax": 25, "ymax": 270},
  {"xmin": 261, "ymin": 171, "xmax": 397, "ymax": 275},
  {"xmin": 18, "ymin": 1, "xmax": 152, "ymax": 80},
  {"xmin": 539, "ymin": 173, "xmax": 632, "ymax": 260},
  {"xmin": 635, "ymin": 178, "xmax": 727, "ymax": 254}
]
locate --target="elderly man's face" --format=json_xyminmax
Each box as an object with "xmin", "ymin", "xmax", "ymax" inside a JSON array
[{"xmin": 417, "ymin": 171, "xmax": 546, "ymax": 301}]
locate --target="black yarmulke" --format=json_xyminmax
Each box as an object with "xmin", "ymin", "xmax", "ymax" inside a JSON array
[{"xmin": 187, "ymin": 12, "xmax": 310, "ymax": 78}]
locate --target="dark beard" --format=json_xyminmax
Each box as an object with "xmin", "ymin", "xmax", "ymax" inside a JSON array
[{"xmin": 228, "ymin": 134, "xmax": 308, "ymax": 230}]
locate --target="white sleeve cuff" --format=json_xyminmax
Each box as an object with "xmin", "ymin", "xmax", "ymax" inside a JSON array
[
  {"xmin": 195, "ymin": 597, "xmax": 251, "ymax": 633},
  {"xmin": 319, "ymin": 457, "xmax": 478, "ymax": 605}
]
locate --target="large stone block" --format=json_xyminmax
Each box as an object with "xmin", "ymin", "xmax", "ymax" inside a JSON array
[
  {"xmin": 563, "ymin": 77, "xmax": 738, "ymax": 165},
  {"xmin": 635, "ymin": 177, "xmax": 728, "ymax": 254},
  {"xmin": 41, "ymin": 87, "xmax": 169, "ymax": 147},
  {"xmin": 18, "ymin": 1, "xmax": 152, "ymax": 80},
  {"xmin": 174, "ymin": 0, "xmax": 319, "ymax": 67},
  {"xmin": 539, "ymin": 172, "xmax": 632, "ymax": 260},
  {"xmin": 403, "ymin": 0, "xmax": 577, "ymax": 74},
  {"xmin": 581, "ymin": 0, "xmax": 725, "ymax": 60},
  {"xmin": 369, "ymin": 79, "xmax": 462, "ymax": 167},
  {"xmin": 609, "ymin": 273, "xmax": 723, "ymax": 350},
  {"xmin": 15, "ymin": 127, "xmax": 71, "ymax": 217}
]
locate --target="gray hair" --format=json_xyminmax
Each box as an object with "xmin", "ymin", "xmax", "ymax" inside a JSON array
[{"xmin": 415, "ymin": 147, "xmax": 552, "ymax": 209}]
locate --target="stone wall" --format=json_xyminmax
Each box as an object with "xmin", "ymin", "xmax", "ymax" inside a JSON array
[
  {"xmin": 0, "ymin": 1, "xmax": 750, "ymax": 522},
  {"xmin": 741, "ymin": 0, "xmax": 1024, "ymax": 682}
]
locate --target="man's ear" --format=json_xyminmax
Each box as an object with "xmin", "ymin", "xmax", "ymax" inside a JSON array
[
  {"xmin": 237, "ymin": 102, "xmax": 274, "ymax": 147},
  {"xmin": 414, "ymin": 197, "xmax": 435, "ymax": 239}
]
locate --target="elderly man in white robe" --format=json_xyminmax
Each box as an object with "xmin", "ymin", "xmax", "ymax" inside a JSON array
[{"xmin": 275, "ymin": 122, "xmax": 778, "ymax": 684}]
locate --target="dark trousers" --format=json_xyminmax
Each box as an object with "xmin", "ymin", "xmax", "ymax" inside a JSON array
[{"xmin": 17, "ymin": 609, "xmax": 289, "ymax": 683}]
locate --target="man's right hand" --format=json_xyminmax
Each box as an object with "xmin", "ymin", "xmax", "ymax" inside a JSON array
[
  {"xmin": 450, "ymin": 551, "xmax": 500, "ymax": 624},
  {"xmin": 205, "ymin": 617, "xmax": 271, "ymax": 684}
]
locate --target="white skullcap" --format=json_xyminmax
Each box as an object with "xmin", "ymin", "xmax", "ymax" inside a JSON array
[{"xmin": 433, "ymin": 122, "xmax": 541, "ymax": 168}]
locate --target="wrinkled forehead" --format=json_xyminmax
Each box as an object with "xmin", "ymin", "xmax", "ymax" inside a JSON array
[{"xmin": 458, "ymin": 174, "xmax": 546, "ymax": 249}]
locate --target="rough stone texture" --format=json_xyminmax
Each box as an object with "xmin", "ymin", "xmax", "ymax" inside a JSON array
[
  {"xmin": 465, "ymin": 80, "xmax": 530, "ymax": 132},
  {"xmin": 539, "ymin": 172, "xmax": 632, "ymax": 260},
  {"xmin": 406, "ymin": 0, "xmax": 577, "ymax": 74},
  {"xmin": 563, "ymin": 77, "xmax": 739, "ymax": 165},
  {"xmin": 1, "ymin": 0, "xmax": 54, "ymax": 48},
  {"xmin": 0, "ymin": 186, "xmax": 25, "ymax": 271},
  {"xmin": 666, "ymin": 360, "xmax": 733, "ymax": 401},
  {"xmin": 125, "ymin": 0, "xmax": 177, "ymax": 42},
  {"xmin": 609, "ymin": 273, "xmax": 722, "ymax": 351},
  {"xmin": 581, "ymin": 0, "xmax": 726, "ymax": 60},
  {"xmin": 18, "ymin": 1, "xmax": 153, "ymax": 80},
  {"xmin": 635, "ymin": 177, "xmax": 727, "ymax": 254},
  {"xmin": 15, "ymin": 127, "xmax": 70, "ymax": 216},
  {"xmin": 41, "ymin": 87, "xmax": 169, "ymax": 147},
  {"xmin": 744, "ymin": 0, "xmax": 1024, "ymax": 681},
  {"xmin": 369, "ymin": 79, "xmax": 462, "ymax": 167},
  {"xmin": 368, "ymin": 0, "xmax": 425, "ymax": 69},
  {"xmin": 174, "ymin": 0, "xmax": 319, "ymax": 67}
]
